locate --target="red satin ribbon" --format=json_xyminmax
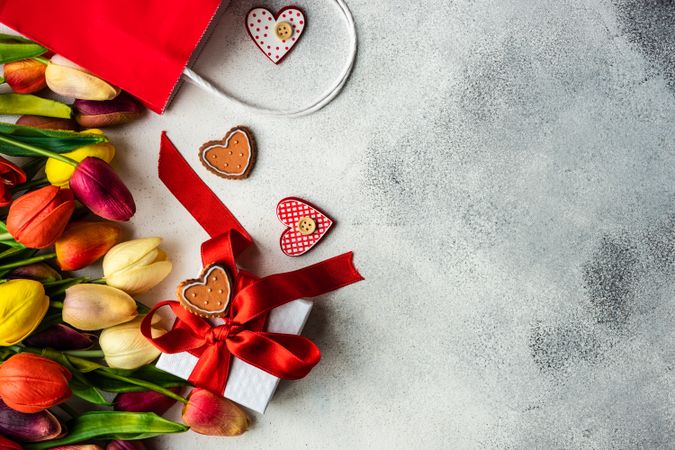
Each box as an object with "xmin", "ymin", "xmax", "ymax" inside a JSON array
[{"xmin": 141, "ymin": 133, "xmax": 364, "ymax": 394}]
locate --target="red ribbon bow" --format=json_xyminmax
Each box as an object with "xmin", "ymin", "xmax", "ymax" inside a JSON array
[{"xmin": 141, "ymin": 133, "xmax": 363, "ymax": 394}]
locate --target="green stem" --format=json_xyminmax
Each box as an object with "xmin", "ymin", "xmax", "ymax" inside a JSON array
[
  {"xmin": 88, "ymin": 277, "xmax": 106, "ymax": 284},
  {"xmin": 0, "ymin": 252, "xmax": 56, "ymax": 270},
  {"xmin": 50, "ymin": 301, "xmax": 63, "ymax": 309},
  {"xmin": 0, "ymin": 135, "xmax": 77, "ymax": 166},
  {"xmin": 96, "ymin": 370, "xmax": 188, "ymax": 405},
  {"xmin": 32, "ymin": 56, "xmax": 49, "ymax": 65},
  {"xmin": 63, "ymin": 349, "xmax": 104, "ymax": 358}
]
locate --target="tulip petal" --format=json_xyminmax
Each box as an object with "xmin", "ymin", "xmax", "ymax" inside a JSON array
[
  {"xmin": 106, "ymin": 261, "xmax": 173, "ymax": 295},
  {"xmin": 63, "ymin": 284, "xmax": 137, "ymax": 330},
  {"xmin": 182, "ymin": 388, "xmax": 249, "ymax": 436},
  {"xmin": 0, "ymin": 280, "xmax": 49, "ymax": 345},
  {"xmin": 55, "ymin": 221, "xmax": 122, "ymax": 271},
  {"xmin": 99, "ymin": 317, "xmax": 166, "ymax": 370},
  {"xmin": 45, "ymin": 62, "xmax": 120, "ymax": 101},
  {"xmin": 46, "ymin": 133, "xmax": 115, "ymax": 188},
  {"xmin": 0, "ymin": 399, "xmax": 62, "ymax": 442},
  {"xmin": 103, "ymin": 238, "xmax": 162, "ymax": 275}
]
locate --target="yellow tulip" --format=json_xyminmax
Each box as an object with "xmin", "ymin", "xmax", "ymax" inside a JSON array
[
  {"xmin": 62, "ymin": 284, "xmax": 137, "ymax": 330},
  {"xmin": 45, "ymin": 129, "xmax": 115, "ymax": 188},
  {"xmin": 45, "ymin": 55, "xmax": 120, "ymax": 101},
  {"xmin": 99, "ymin": 316, "xmax": 166, "ymax": 369},
  {"xmin": 0, "ymin": 280, "xmax": 49, "ymax": 345},
  {"xmin": 103, "ymin": 238, "xmax": 172, "ymax": 295}
]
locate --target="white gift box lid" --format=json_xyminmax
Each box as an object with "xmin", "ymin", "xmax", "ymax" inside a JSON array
[{"xmin": 156, "ymin": 298, "xmax": 313, "ymax": 413}]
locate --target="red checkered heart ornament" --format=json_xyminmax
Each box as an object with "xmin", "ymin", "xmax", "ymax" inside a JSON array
[
  {"xmin": 277, "ymin": 197, "xmax": 333, "ymax": 257},
  {"xmin": 246, "ymin": 6, "xmax": 306, "ymax": 64}
]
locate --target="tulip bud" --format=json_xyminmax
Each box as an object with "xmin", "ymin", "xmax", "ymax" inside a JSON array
[
  {"xmin": 16, "ymin": 114, "xmax": 79, "ymax": 130},
  {"xmin": 100, "ymin": 316, "xmax": 166, "ymax": 370},
  {"xmin": 0, "ymin": 280, "xmax": 49, "ymax": 346},
  {"xmin": 46, "ymin": 130, "xmax": 115, "ymax": 188},
  {"xmin": 0, "ymin": 354, "xmax": 72, "ymax": 413},
  {"xmin": 114, "ymin": 387, "xmax": 182, "ymax": 416},
  {"xmin": 55, "ymin": 221, "xmax": 122, "ymax": 271},
  {"xmin": 0, "ymin": 155, "xmax": 26, "ymax": 207},
  {"xmin": 103, "ymin": 238, "xmax": 172, "ymax": 295},
  {"xmin": 4, "ymin": 59, "xmax": 47, "ymax": 94},
  {"xmin": 6, "ymin": 185, "xmax": 75, "ymax": 248},
  {"xmin": 0, "ymin": 435, "xmax": 21, "ymax": 450},
  {"xmin": 182, "ymin": 388, "xmax": 249, "ymax": 436},
  {"xmin": 45, "ymin": 55, "xmax": 120, "ymax": 100},
  {"xmin": 63, "ymin": 284, "xmax": 137, "ymax": 330},
  {"xmin": 69, "ymin": 157, "xmax": 135, "ymax": 221},
  {"xmin": 25, "ymin": 324, "xmax": 95, "ymax": 350},
  {"xmin": 74, "ymin": 94, "xmax": 143, "ymax": 128},
  {"xmin": 107, "ymin": 441, "xmax": 147, "ymax": 450},
  {"xmin": 9, "ymin": 262, "xmax": 61, "ymax": 282},
  {"xmin": 0, "ymin": 399, "xmax": 62, "ymax": 442}
]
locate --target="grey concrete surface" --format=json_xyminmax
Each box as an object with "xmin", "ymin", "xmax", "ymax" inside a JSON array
[{"xmin": 106, "ymin": 0, "xmax": 675, "ymax": 448}]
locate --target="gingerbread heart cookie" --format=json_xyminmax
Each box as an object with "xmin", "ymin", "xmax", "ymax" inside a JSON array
[
  {"xmin": 199, "ymin": 126, "xmax": 256, "ymax": 179},
  {"xmin": 177, "ymin": 264, "xmax": 232, "ymax": 318},
  {"xmin": 246, "ymin": 6, "xmax": 306, "ymax": 64},
  {"xmin": 277, "ymin": 197, "xmax": 334, "ymax": 257}
]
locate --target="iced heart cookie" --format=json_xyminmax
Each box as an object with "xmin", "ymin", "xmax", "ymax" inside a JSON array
[
  {"xmin": 199, "ymin": 126, "xmax": 256, "ymax": 180},
  {"xmin": 277, "ymin": 197, "xmax": 334, "ymax": 257},
  {"xmin": 177, "ymin": 264, "xmax": 232, "ymax": 318},
  {"xmin": 246, "ymin": 6, "xmax": 306, "ymax": 64}
]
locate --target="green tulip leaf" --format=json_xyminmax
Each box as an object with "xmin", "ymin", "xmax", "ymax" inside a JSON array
[
  {"xmin": 88, "ymin": 365, "xmax": 189, "ymax": 393},
  {"xmin": 24, "ymin": 412, "xmax": 188, "ymax": 449},
  {"xmin": 70, "ymin": 378, "xmax": 111, "ymax": 406},
  {"xmin": 0, "ymin": 40, "xmax": 47, "ymax": 64},
  {"xmin": 0, "ymin": 122, "xmax": 109, "ymax": 156},
  {"xmin": 0, "ymin": 94, "xmax": 72, "ymax": 119}
]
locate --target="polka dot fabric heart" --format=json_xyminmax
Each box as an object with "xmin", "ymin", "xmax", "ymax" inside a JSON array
[
  {"xmin": 246, "ymin": 6, "xmax": 306, "ymax": 64},
  {"xmin": 277, "ymin": 197, "xmax": 333, "ymax": 257}
]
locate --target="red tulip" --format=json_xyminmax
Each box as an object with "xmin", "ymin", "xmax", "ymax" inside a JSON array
[
  {"xmin": 0, "ymin": 435, "xmax": 20, "ymax": 450},
  {"xmin": 0, "ymin": 156, "xmax": 26, "ymax": 207},
  {"xmin": 114, "ymin": 387, "xmax": 181, "ymax": 416},
  {"xmin": 0, "ymin": 353, "xmax": 72, "ymax": 413},
  {"xmin": 55, "ymin": 221, "xmax": 121, "ymax": 271},
  {"xmin": 181, "ymin": 388, "xmax": 249, "ymax": 436},
  {"xmin": 69, "ymin": 157, "xmax": 135, "ymax": 221},
  {"xmin": 6, "ymin": 186, "xmax": 74, "ymax": 248}
]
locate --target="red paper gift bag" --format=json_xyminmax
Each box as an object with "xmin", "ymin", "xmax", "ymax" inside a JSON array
[{"xmin": 0, "ymin": 0, "xmax": 224, "ymax": 113}]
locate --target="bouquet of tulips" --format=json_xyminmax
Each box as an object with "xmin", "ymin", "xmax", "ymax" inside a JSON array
[
  {"xmin": 0, "ymin": 40, "xmax": 249, "ymax": 449},
  {"xmin": 0, "ymin": 33, "xmax": 143, "ymax": 130}
]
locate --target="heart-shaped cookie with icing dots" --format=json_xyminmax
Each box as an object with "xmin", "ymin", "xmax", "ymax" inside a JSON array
[
  {"xmin": 177, "ymin": 264, "xmax": 232, "ymax": 318},
  {"xmin": 277, "ymin": 197, "xmax": 333, "ymax": 257},
  {"xmin": 246, "ymin": 6, "xmax": 306, "ymax": 64},
  {"xmin": 199, "ymin": 126, "xmax": 256, "ymax": 179}
]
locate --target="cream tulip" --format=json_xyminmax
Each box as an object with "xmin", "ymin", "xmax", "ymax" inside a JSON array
[
  {"xmin": 45, "ymin": 55, "xmax": 120, "ymax": 101},
  {"xmin": 63, "ymin": 284, "xmax": 137, "ymax": 330},
  {"xmin": 103, "ymin": 238, "xmax": 172, "ymax": 295},
  {"xmin": 99, "ymin": 316, "xmax": 166, "ymax": 370}
]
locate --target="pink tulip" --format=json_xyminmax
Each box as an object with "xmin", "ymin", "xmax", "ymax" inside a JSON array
[
  {"xmin": 114, "ymin": 388, "xmax": 181, "ymax": 416},
  {"xmin": 181, "ymin": 388, "xmax": 249, "ymax": 436},
  {"xmin": 69, "ymin": 157, "xmax": 135, "ymax": 221},
  {"xmin": 107, "ymin": 440, "xmax": 147, "ymax": 450}
]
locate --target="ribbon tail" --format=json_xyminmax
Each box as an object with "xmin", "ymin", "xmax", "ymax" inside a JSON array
[
  {"xmin": 228, "ymin": 331, "xmax": 320, "ymax": 380},
  {"xmin": 159, "ymin": 132, "xmax": 251, "ymax": 241},
  {"xmin": 233, "ymin": 251, "xmax": 364, "ymax": 322},
  {"xmin": 188, "ymin": 342, "xmax": 232, "ymax": 394}
]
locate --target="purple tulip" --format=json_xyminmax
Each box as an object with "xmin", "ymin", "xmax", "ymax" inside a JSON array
[
  {"xmin": 25, "ymin": 324, "xmax": 95, "ymax": 350},
  {"xmin": 0, "ymin": 399, "xmax": 62, "ymax": 442},
  {"xmin": 107, "ymin": 440, "xmax": 147, "ymax": 450},
  {"xmin": 69, "ymin": 157, "xmax": 136, "ymax": 221},
  {"xmin": 114, "ymin": 387, "xmax": 182, "ymax": 416},
  {"xmin": 74, "ymin": 93, "xmax": 144, "ymax": 129}
]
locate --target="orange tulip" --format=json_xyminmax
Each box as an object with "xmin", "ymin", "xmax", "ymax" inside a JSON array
[
  {"xmin": 0, "ymin": 353, "xmax": 72, "ymax": 413},
  {"xmin": 6, "ymin": 185, "xmax": 75, "ymax": 248},
  {"xmin": 55, "ymin": 221, "xmax": 122, "ymax": 271},
  {"xmin": 4, "ymin": 59, "xmax": 47, "ymax": 94}
]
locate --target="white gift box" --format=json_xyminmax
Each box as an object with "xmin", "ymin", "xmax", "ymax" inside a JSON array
[{"xmin": 156, "ymin": 298, "xmax": 313, "ymax": 413}]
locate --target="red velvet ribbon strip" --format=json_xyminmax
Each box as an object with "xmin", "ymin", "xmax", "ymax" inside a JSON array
[{"xmin": 141, "ymin": 133, "xmax": 363, "ymax": 394}]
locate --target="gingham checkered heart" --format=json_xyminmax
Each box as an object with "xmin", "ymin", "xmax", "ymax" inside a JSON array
[{"xmin": 276, "ymin": 197, "xmax": 333, "ymax": 256}]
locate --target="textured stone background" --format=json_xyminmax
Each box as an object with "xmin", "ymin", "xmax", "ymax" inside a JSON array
[{"xmin": 98, "ymin": 0, "xmax": 675, "ymax": 448}]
